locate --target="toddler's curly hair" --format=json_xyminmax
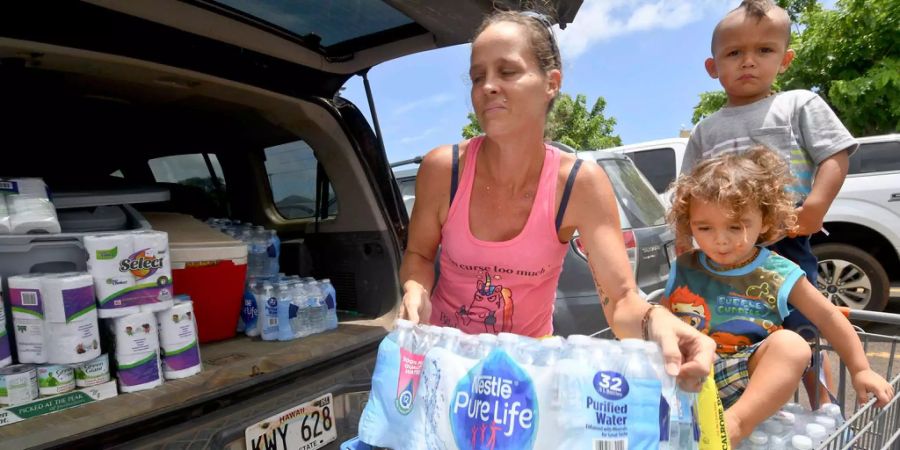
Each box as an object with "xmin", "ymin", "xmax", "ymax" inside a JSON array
[{"xmin": 667, "ymin": 145, "xmax": 798, "ymax": 244}]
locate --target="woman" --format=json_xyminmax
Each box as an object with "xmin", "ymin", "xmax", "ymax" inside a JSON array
[{"xmin": 398, "ymin": 9, "xmax": 715, "ymax": 391}]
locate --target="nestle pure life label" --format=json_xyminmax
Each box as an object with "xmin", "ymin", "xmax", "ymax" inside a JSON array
[{"xmin": 449, "ymin": 350, "xmax": 538, "ymax": 450}]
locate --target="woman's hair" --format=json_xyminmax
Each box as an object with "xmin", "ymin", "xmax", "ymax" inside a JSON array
[
  {"xmin": 472, "ymin": 5, "xmax": 562, "ymax": 109},
  {"xmin": 667, "ymin": 145, "xmax": 798, "ymax": 244}
]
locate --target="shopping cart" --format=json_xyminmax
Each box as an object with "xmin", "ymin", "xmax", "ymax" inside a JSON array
[
  {"xmin": 591, "ymin": 293, "xmax": 900, "ymax": 450},
  {"xmin": 809, "ymin": 307, "xmax": 900, "ymax": 450}
]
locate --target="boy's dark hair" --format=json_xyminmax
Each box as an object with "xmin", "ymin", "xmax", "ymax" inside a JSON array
[{"xmin": 711, "ymin": 0, "xmax": 792, "ymax": 54}]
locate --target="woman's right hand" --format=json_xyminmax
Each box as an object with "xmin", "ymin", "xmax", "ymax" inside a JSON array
[{"xmin": 400, "ymin": 281, "xmax": 432, "ymax": 324}]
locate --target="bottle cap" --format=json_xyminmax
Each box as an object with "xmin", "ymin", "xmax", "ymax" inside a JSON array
[
  {"xmin": 806, "ymin": 423, "xmax": 827, "ymax": 439},
  {"xmin": 395, "ymin": 319, "xmax": 413, "ymax": 330},
  {"xmin": 791, "ymin": 435, "xmax": 813, "ymax": 450},
  {"xmin": 749, "ymin": 431, "xmax": 768, "ymax": 444},
  {"xmin": 568, "ymin": 334, "xmax": 594, "ymax": 346}
]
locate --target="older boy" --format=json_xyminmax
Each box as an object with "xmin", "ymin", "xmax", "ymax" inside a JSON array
[{"xmin": 679, "ymin": 0, "xmax": 859, "ymax": 440}]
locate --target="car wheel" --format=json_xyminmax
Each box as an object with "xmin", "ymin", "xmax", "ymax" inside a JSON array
[{"xmin": 813, "ymin": 243, "xmax": 889, "ymax": 312}]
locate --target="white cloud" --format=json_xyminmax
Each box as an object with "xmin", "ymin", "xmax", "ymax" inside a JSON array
[
  {"xmin": 555, "ymin": 0, "xmax": 733, "ymax": 60},
  {"xmin": 397, "ymin": 127, "xmax": 441, "ymax": 145},
  {"xmin": 392, "ymin": 93, "xmax": 454, "ymax": 116}
]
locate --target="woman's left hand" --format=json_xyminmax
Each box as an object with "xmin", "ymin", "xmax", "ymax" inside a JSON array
[{"xmin": 647, "ymin": 308, "xmax": 717, "ymax": 392}]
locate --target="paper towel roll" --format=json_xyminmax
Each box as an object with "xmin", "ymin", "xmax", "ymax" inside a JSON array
[
  {"xmin": 116, "ymin": 351, "xmax": 163, "ymax": 393},
  {"xmin": 4, "ymin": 178, "xmax": 50, "ymax": 197},
  {"xmin": 0, "ymin": 297, "xmax": 10, "ymax": 368},
  {"xmin": 0, "ymin": 195, "xmax": 10, "ymax": 234},
  {"xmin": 5, "ymin": 178, "xmax": 59, "ymax": 234},
  {"xmin": 40, "ymin": 272, "xmax": 96, "ymax": 323},
  {"xmin": 130, "ymin": 231, "xmax": 173, "ymax": 286},
  {"xmin": 9, "ymin": 274, "xmax": 49, "ymax": 364},
  {"xmin": 140, "ymin": 299, "xmax": 174, "ymax": 314},
  {"xmin": 46, "ymin": 309, "xmax": 101, "ymax": 364},
  {"xmin": 111, "ymin": 311, "xmax": 159, "ymax": 356},
  {"xmin": 161, "ymin": 340, "xmax": 202, "ymax": 379},
  {"xmin": 84, "ymin": 234, "xmax": 136, "ymax": 303}
]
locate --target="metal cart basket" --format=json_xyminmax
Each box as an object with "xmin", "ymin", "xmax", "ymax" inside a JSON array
[{"xmin": 811, "ymin": 308, "xmax": 900, "ymax": 450}]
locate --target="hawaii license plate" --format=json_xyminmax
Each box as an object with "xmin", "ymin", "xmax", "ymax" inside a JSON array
[{"xmin": 245, "ymin": 393, "xmax": 337, "ymax": 450}]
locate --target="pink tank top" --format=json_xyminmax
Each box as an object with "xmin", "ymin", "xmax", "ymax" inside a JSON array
[{"xmin": 430, "ymin": 136, "xmax": 569, "ymax": 337}]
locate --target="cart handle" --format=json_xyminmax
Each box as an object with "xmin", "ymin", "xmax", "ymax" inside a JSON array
[{"xmin": 837, "ymin": 306, "xmax": 900, "ymax": 326}]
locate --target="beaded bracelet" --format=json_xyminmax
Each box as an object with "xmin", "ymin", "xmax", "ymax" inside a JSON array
[{"xmin": 641, "ymin": 304, "xmax": 665, "ymax": 341}]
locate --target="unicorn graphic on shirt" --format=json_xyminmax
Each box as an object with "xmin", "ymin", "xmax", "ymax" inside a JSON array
[{"xmin": 457, "ymin": 272, "xmax": 514, "ymax": 333}]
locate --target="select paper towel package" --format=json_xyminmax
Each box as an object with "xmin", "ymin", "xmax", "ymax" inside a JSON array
[
  {"xmin": 84, "ymin": 231, "xmax": 174, "ymax": 318},
  {"xmin": 358, "ymin": 323, "xmax": 682, "ymax": 450},
  {"xmin": 155, "ymin": 299, "xmax": 202, "ymax": 380},
  {"xmin": 0, "ymin": 177, "xmax": 61, "ymax": 235}
]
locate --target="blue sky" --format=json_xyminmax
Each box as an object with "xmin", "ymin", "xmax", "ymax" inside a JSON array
[{"xmin": 341, "ymin": 0, "xmax": 829, "ymax": 164}]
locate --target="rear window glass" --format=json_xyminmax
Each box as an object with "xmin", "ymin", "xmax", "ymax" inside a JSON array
[
  {"xmin": 213, "ymin": 0, "xmax": 415, "ymax": 47},
  {"xmin": 849, "ymin": 141, "xmax": 900, "ymax": 175},
  {"xmin": 264, "ymin": 140, "xmax": 337, "ymax": 220},
  {"xmin": 148, "ymin": 153, "xmax": 227, "ymax": 211},
  {"xmin": 626, "ymin": 147, "xmax": 676, "ymax": 193},
  {"xmin": 597, "ymin": 159, "xmax": 667, "ymax": 228}
]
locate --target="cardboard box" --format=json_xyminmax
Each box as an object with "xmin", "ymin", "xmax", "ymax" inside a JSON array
[{"xmin": 0, "ymin": 379, "xmax": 118, "ymax": 427}]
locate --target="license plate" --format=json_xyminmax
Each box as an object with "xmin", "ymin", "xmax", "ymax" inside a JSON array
[{"xmin": 245, "ymin": 393, "xmax": 337, "ymax": 450}]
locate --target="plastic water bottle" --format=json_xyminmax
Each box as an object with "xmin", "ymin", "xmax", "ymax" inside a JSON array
[
  {"xmin": 240, "ymin": 279, "xmax": 261, "ymax": 336},
  {"xmin": 290, "ymin": 279, "xmax": 312, "ymax": 338},
  {"xmin": 643, "ymin": 341, "xmax": 677, "ymax": 450},
  {"xmin": 437, "ymin": 327, "xmax": 461, "ymax": 353},
  {"xmin": 791, "ymin": 434, "xmax": 813, "ymax": 450},
  {"xmin": 747, "ymin": 431, "xmax": 768, "ymax": 450},
  {"xmin": 806, "ymin": 423, "xmax": 828, "ymax": 447},
  {"xmin": 276, "ymin": 282, "xmax": 295, "ymax": 341},
  {"xmin": 320, "ymin": 278, "xmax": 338, "ymax": 330},
  {"xmin": 259, "ymin": 282, "xmax": 279, "ymax": 341},
  {"xmin": 476, "ymin": 333, "xmax": 498, "ymax": 358},
  {"xmin": 248, "ymin": 231, "xmax": 268, "ymax": 277},
  {"xmin": 266, "ymin": 229, "xmax": 281, "ymax": 275},
  {"xmin": 458, "ymin": 334, "xmax": 480, "ymax": 359},
  {"xmin": 533, "ymin": 337, "xmax": 563, "ymax": 366},
  {"xmin": 306, "ymin": 281, "xmax": 328, "ymax": 334}
]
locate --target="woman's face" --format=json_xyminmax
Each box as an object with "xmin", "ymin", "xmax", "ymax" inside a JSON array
[{"xmin": 469, "ymin": 21, "xmax": 560, "ymax": 138}]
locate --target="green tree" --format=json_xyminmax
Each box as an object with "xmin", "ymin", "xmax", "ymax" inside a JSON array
[
  {"xmin": 462, "ymin": 93, "xmax": 622, "ymax": 150},
  {"xmin": 691, "ymin": 0, "xmax": 900, "ymax": 135},
  {"xmin": 780, "ymin": 0, "xmax": 900, "ymax": 136}
]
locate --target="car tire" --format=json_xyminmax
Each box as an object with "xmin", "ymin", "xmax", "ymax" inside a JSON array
[{"xmin": 813, "ymin": 243, "xmax": 889, "ymax": 312}]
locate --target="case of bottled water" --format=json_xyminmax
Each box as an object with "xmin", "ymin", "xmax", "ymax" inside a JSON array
[{"xmin": 357, "ymin": 321, "xmax": 697, "ymax": 450}]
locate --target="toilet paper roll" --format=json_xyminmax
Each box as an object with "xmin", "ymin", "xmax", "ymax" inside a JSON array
[
  {"xmin": 41, "ymin": 272, "xmax": 96, "ymax": 323},
  {"xmin": 73, "ymin": 353, "xmax": 111, "ymax": 388},
  {"xmin": 111, "ymin": 311, "xmax": 159, "ymax": 356},
  {"xmin": 116, "ymin": 351, "xmax": 163, "ymax": 393},
  {"xmin": 140, "ymin": 299, "xmax": 174, "ymax": 314},
  {"xmin": 161, "ymin": 340, "xmax": 202, "ymax": 379},
  {"xmin": 97, "ymin": 306, "xmax": 140, "ymax": 319},
  {"xmin": 84, "ymin": 234, "xmax": 136, "ymax": 302},
  {"xmin": 129, "ymin": 231, "xmax": 173, "ymax": 286},
  {"xmin": 155, "ymin": 301, "xmax": 197, "ymax": 348},
  {"xmin": 9, "ymin": 274, "xmax": 49, "ymax": 364},
  {"xmin": 46, "ymin": 310, "xmax": 101, "ymax": 364}
]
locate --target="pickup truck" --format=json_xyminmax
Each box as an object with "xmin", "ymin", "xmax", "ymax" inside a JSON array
[{"xmin": 0, "ymin": 2, "xmax": 582, "ymax": 448}]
